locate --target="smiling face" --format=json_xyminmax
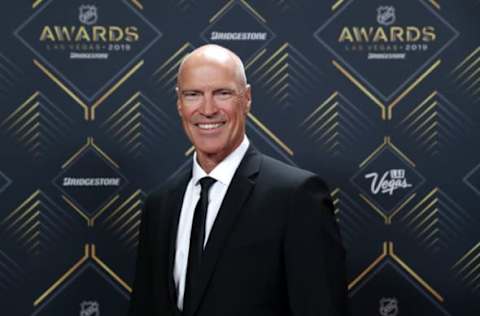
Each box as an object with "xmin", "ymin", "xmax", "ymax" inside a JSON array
[{"xmin": 176, "ymin": 46, "xmax": 251, "ymax": 171}]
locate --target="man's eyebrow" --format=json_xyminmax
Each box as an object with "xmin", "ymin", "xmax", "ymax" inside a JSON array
[
  {"xmin": 213, "ymin": 88, "xmax": 234, "ymax": 92},
  {"xmin": 180, "ymin": 89, "xmax": 202, "ymax": 93}
]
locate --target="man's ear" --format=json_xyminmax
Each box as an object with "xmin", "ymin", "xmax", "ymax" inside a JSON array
[
  {"xmin": 244, "ymin": 84, "xmax": 252, "ymax": 114},
  {"xmin": 175, "ymin": 86, "xmax": 183, "ymax": 117}
]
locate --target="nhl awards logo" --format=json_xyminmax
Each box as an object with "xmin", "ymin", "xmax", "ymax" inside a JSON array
[
  {"xmin": 37, "ymin": 3, "xmax": 141, "ymax": 59},
  {"xmin": 79, "ymin": 5, "xmax": 98, "ymax": 26},
  {"xmin": 314, "ymin": 0, "xmax": 458, "ymax": 103},
  {"xmin": 379, "ymin": 297, "xmax": 398, "ymax": 316},
  {"xmin": 80, "ymin": 301, "xmax": 100, "ymax": 316},
  {"xmin": 15, "ymin": 0, "xmax": 161, "ymax": 105},
  {"xmin": 336, "ymin": 5, "xmax": 437, "ymax": 60},
  {"xmin": 377, "ymin": 6, "xmax": 395, "ymax": 26}
]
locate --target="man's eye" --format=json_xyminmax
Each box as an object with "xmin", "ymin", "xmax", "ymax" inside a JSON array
[
  {"xmin": 183, "ymin": 92, "xmax": 200, "ymax": 99},
  {"xmin": 215, "ymin": 90, "xmax": 233, "ymax": 99}
]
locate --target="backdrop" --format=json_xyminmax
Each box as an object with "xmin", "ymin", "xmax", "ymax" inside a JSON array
[{"xmin": 1, "ymin": 0, "xmax": 479, "ymax": 315}]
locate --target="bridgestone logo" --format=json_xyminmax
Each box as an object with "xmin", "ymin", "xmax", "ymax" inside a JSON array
[
  {"xmin": 70, "ymin": 52, "xmax": 109, "ymax": 59},
  {"xmin": 210, "ymin": 32, "xmax": 267, "ymax": 40},
  {"xmin": 63, "ymin": 177, "xmax": 120, "ymax": 186},
  {"xmin": 368, "ymin": 53, "xmax": 405, "ymax": 60}
]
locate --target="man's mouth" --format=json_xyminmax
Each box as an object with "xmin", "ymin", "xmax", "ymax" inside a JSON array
[{"xmin": 195, "ymin": 122, "xmax": 226, "ymax": 130}]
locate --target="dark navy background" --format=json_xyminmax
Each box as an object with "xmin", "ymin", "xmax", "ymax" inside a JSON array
[{"xmin": 0, "ymin": 1, "xmax": 479, "ymax": 315}]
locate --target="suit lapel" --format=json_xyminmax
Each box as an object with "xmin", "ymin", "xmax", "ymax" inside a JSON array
[
  {"xmin": 166, "ymin": 167, "xmax": 191, "ymax": 308},
  {"xmin": 188, "ymin": 146, "xmax": 262, "ymax": 316}
]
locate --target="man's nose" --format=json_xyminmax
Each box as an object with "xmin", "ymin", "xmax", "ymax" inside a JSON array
[{"xmin": 200, "ymin": 94, "xmax": 218, "ymax": 116}]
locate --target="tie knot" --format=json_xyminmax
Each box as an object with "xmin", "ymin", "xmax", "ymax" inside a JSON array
[{"xmin": 199, "ymin": 177, "xmax": 216, "ymax": 192}]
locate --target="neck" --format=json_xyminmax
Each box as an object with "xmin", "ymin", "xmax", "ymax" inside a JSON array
[{"xmin": 196, "ymin": 136, "xmax": 245, "ymax": 174}]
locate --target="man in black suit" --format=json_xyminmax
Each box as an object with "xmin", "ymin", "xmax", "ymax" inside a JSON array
[{"xmin": 129, "ymin": 44, "xmax": 348, "ymax": 316}]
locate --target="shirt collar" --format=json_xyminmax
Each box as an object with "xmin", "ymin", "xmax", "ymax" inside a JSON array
[{"xmin": 192, "ymin": 136, "xmax": 250, "ymax": 187}]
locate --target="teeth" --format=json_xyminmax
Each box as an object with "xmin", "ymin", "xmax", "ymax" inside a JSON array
[{"xmin": 197, "ymin": 123, "xmax": 223, "ymax": 130}]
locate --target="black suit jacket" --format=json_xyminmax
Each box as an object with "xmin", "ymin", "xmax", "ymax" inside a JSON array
[{"xmin": 129, "ymin": 146, "xmax": 348, "ymax": 316}]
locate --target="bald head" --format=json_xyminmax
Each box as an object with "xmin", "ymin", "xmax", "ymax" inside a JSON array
[{"xmin": 177, "ymin": 44, "xmax": 247, "ymax": 89}]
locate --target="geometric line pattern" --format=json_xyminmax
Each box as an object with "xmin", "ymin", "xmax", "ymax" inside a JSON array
[
  {"xmin": 331, "ymin": 0, "xmax": 345, "ymax": 11},
  {"xmin": 0, "ymin": 170, "xmax": 12, "ymax": 194},
  {"xmin": 0, "ymin": 52, "xmax": 23, "ymax": 95},
  {"xmin": 247, "ymin": 112, "xmax": 294, "ymax": 156},
  {"xmin": 201, "ymin": 0, "xmax": 275, "ymax": 63},
  {"xmin": 398, "ymin": 91, "xmax": 472, "ymax": 156},
  {"xmin": 300, "ymin": 91, "xmax": 374, "ymax": 157},
  {"xmin": 332, "ymin": 188, "xmax": 377, "ymax": 248},
  {"xmin": 32, "ymin": 0, "xmax": 43, "ymax": 9},
  {"xmin": 400, "ymin": 188, "xmax": 474, "ymax": 253},
  {"xmin": 464, "ymin": 162, "xmax": 480, "ymax": 196},
  {"xmin": 54, "ymin": 137, "xmax": 128, "ymax": 226},
  {"xmin": 152, "ymin": 42, "xmax": 195, "ymax": 100},
  {"xmin": 0, "ymin": 190, "xmax": 78, "ymax": 256},
  {"xmin": 32, "ymin": 262, "xmax": 128, "ymax": 315},
  {"xmin": 100, "ymin": 190, "xmax": 145, "ymax": 253},
  {"xmin": 333, "ymin": 59, "xmax": 441, "ymax": 120},
  {"xmin": 0, "ymin": 249, "xmax": 23, "ymax": 291},
  {"xmin": 349, "ymin": 241, "xmax": 444, "ymax": 303},
  {"xmin": 452, "ymin": 241, "xmax": 480, "ymax": 293},
  {"xmin": 1, "ymin": 91, "xmax": 73, "ymax": 159},
  {"xmin": 34, "ymin": 59, "xmax": 144, "ymax": 121},
  {"xmin": 451, "ymin": 47, "xmax": 480, "ymax": 103},
  {"xmin": 91, "ymin": 244, "xmax": 132, "ymax": 293},
  {"xmin": 130, "ymin": 0, "xmax": 143, "ymax": 10},
  {"xmin": 248, "ymin": 43, "xmax": 324, "ymax": 109},
  {"xmin": 348, "ymin": 242, "xmax": 388, "ymax": 291},
  {"xmin": 34, "ymin": 244, "xmax": 130, "ymax": 308},
  {"xmin": 102, "ymin": 93, "xmax": 175, "ymax": 160}
]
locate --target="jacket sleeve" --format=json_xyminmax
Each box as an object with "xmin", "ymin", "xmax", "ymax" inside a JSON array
[
  {"xmin": 284, "ymin": 176, "xmax": 349, "ymax": 316},
  {"xmin": 128, "ymin": 195, "xmax": 153, "ymax": 316}
]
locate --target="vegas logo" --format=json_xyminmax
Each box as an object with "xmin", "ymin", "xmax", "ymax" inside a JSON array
[
  {"xmin": 350, "ymin": 137, "xmax": 425, "ymax": 218},
  {"xmin": 365, "ymin": 169, "xmax": 413, "ymax": 196}
]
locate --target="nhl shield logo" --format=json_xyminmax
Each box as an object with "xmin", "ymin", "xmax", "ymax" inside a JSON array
[
  {"xmin": 379, "ymin": 297, "xmax": 398, "ymax": 316},
  {"xmin": 376, "ymin": 6, "xmax": 396, "ymax": 26},
  {"xmin": 80, "ymin": 301, "xmax": 100, "ymax": 316},
  {"xmin": 78, "ymin": 5, "xmax": 98, "ymax": 25}
]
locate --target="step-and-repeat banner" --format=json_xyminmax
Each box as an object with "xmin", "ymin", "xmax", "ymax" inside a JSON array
[{"xmin": 1, "ymin": 0, "xmax": 479, "ymax": 315}]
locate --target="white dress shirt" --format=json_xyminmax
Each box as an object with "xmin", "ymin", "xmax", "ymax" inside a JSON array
[{"xmin": 174, "ymin": 136, "xmax": 250, "ymax": 310}]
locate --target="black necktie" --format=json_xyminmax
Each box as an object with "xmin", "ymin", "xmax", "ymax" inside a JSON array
[{"xmin": 183, "ymin": 177, "xmax": 216, "ymax": 314}]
